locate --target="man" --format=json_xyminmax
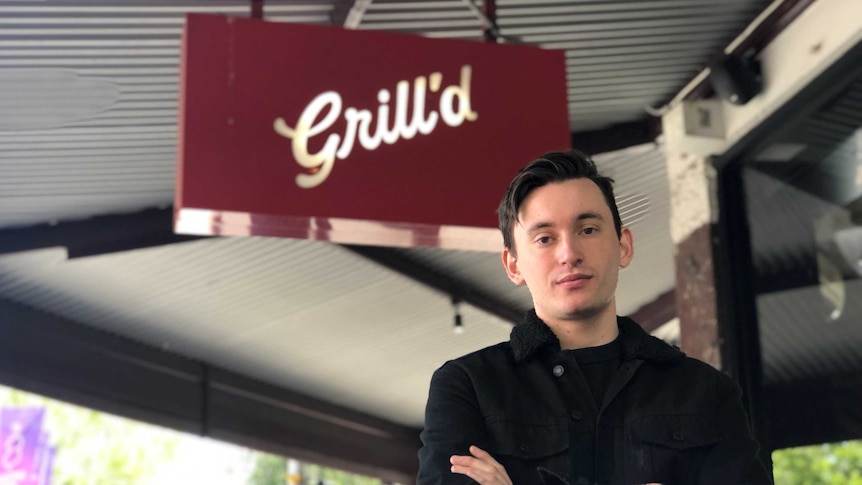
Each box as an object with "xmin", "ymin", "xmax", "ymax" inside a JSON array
[{"xmin": 417, "ymin": 151, "xmax": 771, "ymax": 485}]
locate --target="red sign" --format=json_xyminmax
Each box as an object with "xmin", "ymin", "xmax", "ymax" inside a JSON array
[{"xmin": 175, "ymin": 14, "xmax": 569, "ymax": 251}]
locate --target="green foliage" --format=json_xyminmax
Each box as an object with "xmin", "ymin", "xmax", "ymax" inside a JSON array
[
  {"xmin": 246, "ymin": 455, "xmax": 384, "ymax": 485},
  {"xmin": 301, "ymin": 463, "xmax": 382, "ymax": 485},
  {"xmin": 773, "ymin": 441, "xmax": 862, "ymax": 485},
  {"xmin": 248, "ymin": 453, "xmax": 286, "ymax": 485},
  {"xmin": 1, "ymin": 385, "xmax": 179, "ymax": 485}
]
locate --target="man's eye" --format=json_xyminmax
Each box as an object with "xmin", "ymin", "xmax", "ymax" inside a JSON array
[
  {"xmin": 583, "ymin": 227, "xmax": 598, "ymax": 235},
  {"xmin": 536, "ymin": 236, "xmax": 551, "ymax": 244}
]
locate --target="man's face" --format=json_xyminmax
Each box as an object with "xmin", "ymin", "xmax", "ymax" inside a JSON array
[{"xmin": 502, "ymin": 178, "xmax": 633, "ymax": 324}]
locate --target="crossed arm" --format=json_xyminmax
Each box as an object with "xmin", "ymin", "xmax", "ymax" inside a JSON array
[
  {"xmin": 450, "ymin": 446, "xmax": 513, "ymax": 485},
  {"xmin": 419, "ymin": 358, "xmax": 769, "ymax": 484},
  {"xmin": 418, "ymin": 362, "xmax": 515, "ymax": 484}
]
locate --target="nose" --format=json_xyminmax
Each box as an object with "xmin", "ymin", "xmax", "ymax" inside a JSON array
[{"xmin": 558, "ymin": 233, "xmax": 584, "ymax": 267}]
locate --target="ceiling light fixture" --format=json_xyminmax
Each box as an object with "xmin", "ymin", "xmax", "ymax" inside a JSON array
[{"xmin": 452, "ymin": 297, "xmax": 464, "ymax": 335}]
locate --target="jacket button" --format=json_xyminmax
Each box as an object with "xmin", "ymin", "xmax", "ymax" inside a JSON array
[
  {"xmin": 570, "ymin": 409, "xmax": 583, "ymax": 421},
  {"xmin": 552, "ymin": 365, "xmax": 564, "ymax": 377},
  {"xmin": 519, "ymin": 443, "xmax": 530, "ymax": 454},
  {"xmin": 672, "ymin": 432, "xmax": 685, "ymax": 441}
]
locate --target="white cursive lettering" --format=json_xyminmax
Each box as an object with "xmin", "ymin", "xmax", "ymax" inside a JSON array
[
  {"xmin": 440, "ymin": 65, "xmax": 478, "ymax": 127},
  {"xmin": 273, "ymin": 92, "xmax": 341, "ymax": 189},
  {"xmin": 274, "ymin": 65, "xmax": 478, "ymax": 188}
]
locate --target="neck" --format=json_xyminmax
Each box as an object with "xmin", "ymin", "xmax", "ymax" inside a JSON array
[{"xmin": 539, "ymin": 304, "xmax": 619, "ymax": 350}]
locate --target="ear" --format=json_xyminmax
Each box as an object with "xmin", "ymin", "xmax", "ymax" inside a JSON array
[
  {"xmin": 619, "ymin": 227, "xmax": 634, "ymax": 269},
  {"xmin": 502, "ymin": 247, "xmax": 525, "ymax": 285}
]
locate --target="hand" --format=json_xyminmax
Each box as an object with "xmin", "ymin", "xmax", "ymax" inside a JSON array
[{"xmin": 450, "ymin": 445, "xmax": 512, "ymax": 485}]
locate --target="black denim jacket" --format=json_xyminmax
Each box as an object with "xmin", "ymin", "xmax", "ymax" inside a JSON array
[{"xmin": 417, "ymin": 312, "xmax": 772, "ymax": 485}]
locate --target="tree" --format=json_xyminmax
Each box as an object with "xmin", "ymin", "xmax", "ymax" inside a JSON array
[
  {"xmin": 1, "ymin": 385, "xmax": 179, "ymax": 485},
  {"xmin": 773, "ymin": 441, "xmax": 862, "ymax": 485},
  {"xmin": 247, "ymin": 453, "xmax": 285, "ymax": 485},
  {"xmin": 300, "ymin": 462, "xmax": 382, "ymax": 485},
  {"xmin": 246, "ymin": 454, "xmax": 384, "ymax": 485}
]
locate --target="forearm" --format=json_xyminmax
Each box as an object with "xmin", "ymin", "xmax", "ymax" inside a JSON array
[{"xmin": 418, "ymin": 362, "xmax": 491, "ymax": 484}]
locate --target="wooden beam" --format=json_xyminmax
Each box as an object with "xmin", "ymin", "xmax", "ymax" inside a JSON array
[{"xmin": 629, "ymin": 289, "xmax": 676, "ymax": 334}]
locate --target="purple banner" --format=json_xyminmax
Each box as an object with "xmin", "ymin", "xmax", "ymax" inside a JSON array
[
  {"xmin": 0, "ymin": 408, "xmax": 53, "ymax": 485},
  {"xmin": 18, "ymin": 432, "xmax": 53, "ymax": 485}
]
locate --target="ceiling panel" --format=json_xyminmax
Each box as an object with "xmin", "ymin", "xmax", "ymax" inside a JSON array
[{"xmin": 0, "ymin": 0, "xmax": 776, "ymax": 429}]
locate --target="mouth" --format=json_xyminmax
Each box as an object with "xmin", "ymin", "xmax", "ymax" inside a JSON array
[{"xmin": 556, "ymin": 274, "xmax": 592, "ymax": 287}]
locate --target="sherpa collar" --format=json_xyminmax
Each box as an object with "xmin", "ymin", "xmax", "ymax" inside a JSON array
[{"xmin": 510, "ymin": 309, "xmax": 685, "ymax": 364}]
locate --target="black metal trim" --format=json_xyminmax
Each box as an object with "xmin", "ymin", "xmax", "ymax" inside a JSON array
[
  {"xmin": 766, "ymin": 372, "xmax": 862, "ymax": 449},
  {"xmin": 481, "ymin": 0, "xmax": 497, "ymax": 43},
  {"xmin": 711, "ymin": 159, "xmax": 770, "ymax": 466},
  {"xmin": 571, "ymin": 118, "xmax": 661, "ymax": 156},
  {"xmin": 250, "ymin": 0, "xmax": 263, "ymax": 19},
  {"xmin": 716, "ymin": 40, "xmax": 862, "ymax": 170},
  {"xmin": 0, "ymin": 207, "xmax": 205, "ymax": 258},
  {"xmin": 0, "ymin": 298, "xmax": 205, "ymax": 434},
  {"xmin": 682, "ymin": 0, "xmax": 818, "ymax": 102},
  {"xmin": 0, "ymin": 297, "xmax": 420, "ymax": 482},
  {"xmin": 201, "ymin": 363, "xmax": 210, "ymax": 437},
  {"xmin": 711, "ymin": 36, "xmax": 862, "ymax": 459}
]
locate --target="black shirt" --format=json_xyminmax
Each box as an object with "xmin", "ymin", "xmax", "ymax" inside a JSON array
[
  {"xmin": 562, "ymin": 336, "xmax": 622, "ymax": 409},
  {"xmin": 558, "ymin": 337, "xmax": 623, "ymax": 482}
]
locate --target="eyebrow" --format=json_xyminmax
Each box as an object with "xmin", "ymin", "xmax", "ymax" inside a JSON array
[{"xmin": 523, "ymin": 212, "xmax": 604, "ymax": 234}]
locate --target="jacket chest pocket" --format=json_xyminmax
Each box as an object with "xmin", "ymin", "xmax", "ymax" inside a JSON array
[
  {"xmin": 486, "ymin": 418, "xmax": 570, "ymax": 482},
  {"xmin": 625, "ymin": 415, "xmax": 721, "ymax": 484}
]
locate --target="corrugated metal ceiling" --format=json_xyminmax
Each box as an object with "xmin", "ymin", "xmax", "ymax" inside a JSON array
[
  {"xmin": 0, "ymin": 239, "xmax": 514, "ymax": 426},
  {"xmin": 0, "ymin": 0, "xmax": 772, "ymax": 228},
  {"xmin": 0, "ymin": 0, "xmax": 774, "ymax": 427},
  {"xmin": 0, "ymin": 142, "xmax": 671, "ymax": 427},
  {"xmin": 495, "ymin": 0, "xmax": 770, "ymax": 131},
  {"xmin": 360, "ymin": 0, "xmax": 772, "ymax": 131}
]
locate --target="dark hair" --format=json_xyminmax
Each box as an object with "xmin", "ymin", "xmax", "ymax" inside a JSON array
[{"xmin": 497, "ymin": 150, "xmax": 622, "ymax": 252}]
